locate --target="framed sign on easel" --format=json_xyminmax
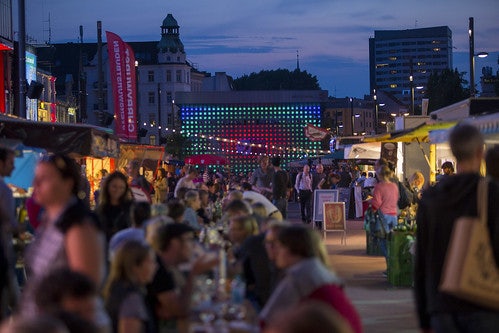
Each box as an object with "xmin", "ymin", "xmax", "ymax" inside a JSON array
[
  {"xmin": 312, "ymin": 189, "xmax": 339, "ymax": 222},
  {"xmin": 323, "ymin": 202, "xmax": 347, "ymax": 244}
]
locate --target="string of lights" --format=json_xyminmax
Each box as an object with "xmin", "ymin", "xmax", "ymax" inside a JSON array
[{"xmin": 142, "ymin": 122, "xmax": 330, "ymax": 155}]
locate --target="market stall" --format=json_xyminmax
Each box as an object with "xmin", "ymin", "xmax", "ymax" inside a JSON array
[
  {"xmin": 118, "ymin": 143, "xmax": 165, "ymax": 178},
  {"xmin": 0, "ymin": 114, "xmax": 119, "ymax": 158},
  {"xmin": 1, "ymin": 114, "xmax": 120, "ymax": 210}
]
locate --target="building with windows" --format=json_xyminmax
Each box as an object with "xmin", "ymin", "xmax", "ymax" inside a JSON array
[
  {"xmin": 175, "ymin": 90, "xmax": 328, "ymax": 173},
  {"xmin": 37, "ymin": 13, "xmax": 231, "ymax": 144},
  {"xmin": 369, "ymin": 26, "xmax": 452, "ymax": 114},
  {"xmin": 323, "ymin": 97, "xmax": 375, "ymax": 136}
]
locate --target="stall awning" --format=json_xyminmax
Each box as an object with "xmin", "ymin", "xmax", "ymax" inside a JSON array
[
  {"xmin": 429, "ymin": 113, "xmax": 499, "ymax": 144},
  {"xmin": 0, "ymin": 115, "xmax": 119, "ymax": 158},
  {"xmin": 344, "ymin": 143, "xmax": 381, "ymax": 159},
  {"xmin": 430, "ymin": 98, "xmax": 499, "ymax": 121},
  {"xmin": 363, "ymin": 121, "xmax": 457, "ymax": 143}
]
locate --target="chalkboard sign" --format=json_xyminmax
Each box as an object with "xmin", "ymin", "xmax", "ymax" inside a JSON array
[
  {"xmin": 313, "ymin": 190, "xmax": 339, "ymax": 222},
  {"xmin": 323, "ymin": 202, "xmax": 347, "ymax": 244}
]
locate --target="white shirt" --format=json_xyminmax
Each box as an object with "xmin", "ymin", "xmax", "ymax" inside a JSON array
[
  {"xmin": 295, "ymin": 172, "xmax": 312, "ymax": 191},
  {"xmin": 242, "ymin": 191, "xmax": 279, "ymax": 215}
]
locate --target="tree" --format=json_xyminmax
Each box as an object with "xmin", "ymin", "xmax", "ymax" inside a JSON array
[
  {"xmin": 163, "ymin": 132, "xmax": 191, "ymax": 160},
  {"xmin": 233, "ymin": 68, "xmax": 321, "ymax": 90},
  {"xmin": 426, "ymin": 68, "xmax": 469, "ymax": 112}
]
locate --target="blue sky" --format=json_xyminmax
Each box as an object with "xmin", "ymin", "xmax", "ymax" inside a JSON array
[{"xmin": 23, "ymin": 0, "xmax": 499, "ymax": 98}]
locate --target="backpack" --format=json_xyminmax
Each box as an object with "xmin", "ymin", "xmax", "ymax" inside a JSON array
[
  {"xmin": 397, "ymin": 180, "xmax": 412, "ymax": 210},
  {"xmin": 364, "ymin": 206, "xmax": 387, "ymax": 239}
]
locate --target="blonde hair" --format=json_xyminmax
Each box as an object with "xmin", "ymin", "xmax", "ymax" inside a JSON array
[
  {"xmin": 408, "ymin": 171, "xmax": 425, "ymax": 189},
  {"xmin": 251, "ymin": 202, "xmax": 267, "ymax": 218},
  {"xmin": 231, "ymin": 215, "xmax": 259, "ymax": 237},
  {"xmin": 103, "ymin": 240, "xmax": 152, "ymax": 299},
  {"xmin": 377, "ymin": 164, "xmax": 393, "ymax": 181}
]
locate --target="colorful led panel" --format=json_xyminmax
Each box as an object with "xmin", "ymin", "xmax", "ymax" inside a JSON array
[{"xmin": 180, "ymin": 103, "xmax": 322, "ymax": 173}]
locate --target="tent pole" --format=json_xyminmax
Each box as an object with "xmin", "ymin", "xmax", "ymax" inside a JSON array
[{"xmin": 429, "ymin": 143, "xmax": 436, "ymax": 184}]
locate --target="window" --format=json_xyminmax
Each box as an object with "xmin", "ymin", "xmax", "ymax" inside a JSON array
[
  {"xmin": 148, "ymin": 71, "xmax": 154, "ymax": 82},
  {"xmin": 149, "ymin": 135, "xmax": 157, "ymax": 146},
  {"xmin": 176, "ymin": 70, "xmax": 182, "ymax": 82},
  {"xmin": 166, "ymin": 70, "xmax": 172, "ymax": 82},
  {"xmin": 166, "ymin": 92, "xmax": 172, "ymax": 103},
  {"xmin": 148, "ymin": 92, "xmax": 155, "ymax": 104}
]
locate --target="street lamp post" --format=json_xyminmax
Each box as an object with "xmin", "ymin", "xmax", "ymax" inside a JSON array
[
  {"xmin": 373, "ymin": 89, "xmax": 378, "ymax": 134},
  {"xmin": 469, "ymin": 17, "xmax": 476, "ymax": 97},
  {"xmin": 469, "ymin": 17, "xmax": 489, "ymax": 97},
  {"xmin": 349, "ymin": 97, "xmax": 354, "ymax": 135},
  {"xmin": 157, "ymin": 83, "xmax": 161, "ymax": 145},
  {"xmin": 171, "ymin": 98, "xmax": 177, "ymax": 133},
  {"xmin": 18, "ymin": 0, "xmax": 26, "ymax": 118},
  {"xmin": 135, "ymin": 60, "xmax": 139, "ymax": 143},
  {"xmin": 409, "ymin": 58, "xmax": 414, "ymax": 114}
]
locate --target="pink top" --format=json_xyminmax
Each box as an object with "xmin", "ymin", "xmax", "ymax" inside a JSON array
[
  {"xmin": 371, "ymin": 181, "xmax": 399, "ymax": 215},
  {"xmin": 307, "ymin": 284, "xmax": 363, "ymax": 333}
]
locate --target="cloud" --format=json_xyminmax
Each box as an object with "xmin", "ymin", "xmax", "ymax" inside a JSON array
[{"xmin": 22, "ymin": 0, "xmax": 499, "ymax": 98}]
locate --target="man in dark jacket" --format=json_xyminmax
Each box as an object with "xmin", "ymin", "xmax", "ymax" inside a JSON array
[{"xmin": 414, "ymin": 123, "xmax": 499, "ymax": 333}]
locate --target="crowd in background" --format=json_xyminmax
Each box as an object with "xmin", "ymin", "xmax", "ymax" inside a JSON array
[
  {"xmin": 0, "ymin": 151, "xmax": 363, "ymax": 333},
  {"xmin": 2, "ymin": 137, "xmax": 497, "ymax": 333}
]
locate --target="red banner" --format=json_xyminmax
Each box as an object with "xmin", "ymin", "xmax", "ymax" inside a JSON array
[
  {"xmin": 0, "ymin": 52, "xmax": 5, "ymax": 113},
  {"xmin": 304, "ymin": 123, "xmax": 329, "ymax": 141},
  {"xmin": 106, "ymin": 31, "xmax": 137, "ymax": 141}
]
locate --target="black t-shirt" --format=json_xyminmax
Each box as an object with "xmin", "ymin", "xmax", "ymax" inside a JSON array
[
  {"xmin": 145, "ymin": 255, "xmax": 175, "ymax": 331},
  {"xmin": 272, "ymin": 169, "xmax": 289, "ymax": 199},
  {"xmin": 234, "ymin": 233, "xmax": 273, "ymax": 307}
]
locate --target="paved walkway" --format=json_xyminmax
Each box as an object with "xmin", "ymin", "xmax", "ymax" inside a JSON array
[{"xmin": 286, "ymin": 201, "xmax": 419, "ymax": 333}]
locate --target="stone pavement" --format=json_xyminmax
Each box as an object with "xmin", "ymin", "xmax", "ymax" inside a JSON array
[{"xmin": 286, "ymin": 201, "xmax": 419, "ymax": 333}]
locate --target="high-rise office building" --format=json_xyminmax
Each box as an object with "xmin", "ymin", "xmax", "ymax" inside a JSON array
[{"xmin": 369, "ymin": 26, "xmax": 452, "ymax": 113}]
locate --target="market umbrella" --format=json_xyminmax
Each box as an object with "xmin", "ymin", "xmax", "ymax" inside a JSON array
[{"xmin": 184, "ymin": 154, "xmax": 228, "ymax": 165}]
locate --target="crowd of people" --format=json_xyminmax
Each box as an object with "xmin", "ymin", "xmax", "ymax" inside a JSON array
[
  {"xmin": 1, "ymin": 122, "xmax": 498, "ymax": 333},
  {"xmin": 0, "ymin": 152, "xmax": 363, "ymax": 333}
]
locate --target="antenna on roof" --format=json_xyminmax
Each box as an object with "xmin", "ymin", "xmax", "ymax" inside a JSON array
[
  {"xmin": 43, "ymin": 12, "xmax": 52, "ymax": 44},
  {"xmin": 296, "ymin": 50, "xmax": 300, "ymax": 71}
]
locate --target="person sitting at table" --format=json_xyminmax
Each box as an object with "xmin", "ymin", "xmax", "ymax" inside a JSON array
[
  {"xmin": 104, "ymin": 240, "xmax": 157, "ymax": 333},
  {"xmin": 259, "ymin": 224, "xmax": 362, "ymax": 333},
  {"xmin": 146, "ymin": 223, "xmax": 218, "ymax": 333},
  {"xmin": 182, "ymin": 190, "xmax": 203, "ymax": 233},
  {"xmin": 34, "ymin": 268, "xmax": 99, "ymax": 326},
  {"xmin": 229, "ymin": 215, "xmax": 274, "ymax": 310},
  {"xmin": 262, "ymin": 300, "xmax": 354, "ymax": 333}
]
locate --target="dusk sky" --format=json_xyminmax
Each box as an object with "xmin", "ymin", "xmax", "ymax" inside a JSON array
[{"xmin": 23, "ymin": 0, "xmax": 499, "ymax": 99}]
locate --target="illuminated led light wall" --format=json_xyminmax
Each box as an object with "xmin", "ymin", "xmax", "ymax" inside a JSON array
[{"xmin": 181, "ymin": 103, "xmax": 322, "ymax": 173}]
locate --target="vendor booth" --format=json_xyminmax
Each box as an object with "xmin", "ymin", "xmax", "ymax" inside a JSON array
[
  {"xmin": 1, "ymin": 114, "xmax": 120, "ymax": 209},
  {"xmin": 0, "ymin": 114, "xmax": 119, "ymax": 158},
  {"xmin": 118, "ymin": 143, "xmax": 166, "ymax": 181}
]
